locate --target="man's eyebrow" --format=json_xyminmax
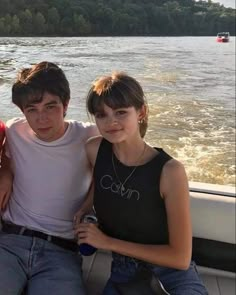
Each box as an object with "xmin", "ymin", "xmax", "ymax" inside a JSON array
[
  {"xmin": 24, "ymin": 100, "xmax": 59, "ymax": 109},
  {"xmin": 24, "ymin": 103, "xmax": 37, "ymax": 109},
  {"xmin": 44, "ymin": 100, "xmax": 59, "ymax": 106}
]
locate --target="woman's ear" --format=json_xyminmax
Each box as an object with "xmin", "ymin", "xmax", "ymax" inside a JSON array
[{"xmin": 138, "ymin": 104, "xmax": 148, "ymax": 121}]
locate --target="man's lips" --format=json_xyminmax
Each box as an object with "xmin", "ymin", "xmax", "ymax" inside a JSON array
[{"xmin": 38, "ymin": 127, "xmax": 51, "ymax": 132}]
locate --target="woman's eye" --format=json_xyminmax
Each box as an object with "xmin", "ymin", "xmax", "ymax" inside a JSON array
[{"xmin": 116, "ymin": 110, "xmax": 127, "ymax": 116}]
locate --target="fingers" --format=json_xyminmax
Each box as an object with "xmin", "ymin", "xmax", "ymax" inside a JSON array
[
  {"xmin": 76, "ymin": 223, "xmax": 95, "ymax": 245},
  {"xmin": 73, "ymin": 216, "xmax": 80, "ymax": 229},
  {"xmin": 75, "ymin": 222, "xmax": 92, "ymax": 236},
  {"xmin": 73, "ymin": 213, "xmax": 83, "ymax": 229},
  {"xmin": 73, "ymin": 209, "xmax": 88, "ymax": 228},
  {"xmin": 75, "ymin": 224, "xmax": 109, "ymax": 250}
]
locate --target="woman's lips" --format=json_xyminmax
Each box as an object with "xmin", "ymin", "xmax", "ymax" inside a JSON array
[{"xmin": 106, "ymin": 129, "xmax": 122, "ymax": 134}]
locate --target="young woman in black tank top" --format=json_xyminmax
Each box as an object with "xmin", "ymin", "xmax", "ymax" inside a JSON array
[{"xmin": 75, "ymin": 72, "xmax": 208, "ymax": 295}]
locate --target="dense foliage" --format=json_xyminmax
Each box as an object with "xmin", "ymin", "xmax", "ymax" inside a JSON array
[{"xmin": 0, "ymin": 0, "xmax": 235, "ymax": 36}]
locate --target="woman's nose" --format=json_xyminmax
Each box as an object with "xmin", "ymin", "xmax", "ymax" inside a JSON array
[{"xmin": 107, "ymin": 115, "xmax": 117, "ymax": 125}]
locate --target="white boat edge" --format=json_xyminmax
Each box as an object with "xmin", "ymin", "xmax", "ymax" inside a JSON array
[{"xmin": 189, "ymin": 181, "xmax": 235, "ymax": 197}]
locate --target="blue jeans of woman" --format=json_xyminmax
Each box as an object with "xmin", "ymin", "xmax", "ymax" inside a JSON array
[
  {"xmin": 0, "ymin": 231, "xmax": 86, "ymax": 295},
  {"xmin": 103, "ymin": 253, "xmax": 208, "ymax": 295}
]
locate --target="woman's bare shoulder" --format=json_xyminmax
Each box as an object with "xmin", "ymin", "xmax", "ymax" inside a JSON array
[
  {"xmin": 161, "ymin": 158, "xmax": 188, "ymax": 198},
  {"xmin": 86, "ymin": 136, "xmax": 103, "ymax": 166},
  {"xmin": 164, "ymin": 158, "xmax": 186, "ymax": 175},
  {"xmin": 86, "ymin": 135, "xmax": 103, "ymax": 146}
]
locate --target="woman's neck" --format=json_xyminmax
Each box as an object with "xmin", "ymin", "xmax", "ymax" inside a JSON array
[{"xmin": 112, "ymin": 139, "xmax": 147, "ymax": 166}]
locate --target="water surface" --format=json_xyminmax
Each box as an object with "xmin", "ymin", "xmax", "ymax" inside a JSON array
[{"xmin": 0, "ymin": 37, "xmax": 235, "ymax": 185}]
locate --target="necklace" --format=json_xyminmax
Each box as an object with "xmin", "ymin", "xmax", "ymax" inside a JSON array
[{"xmin": 111, "ymin": 142, "xmax": 147, "ymax": 189}]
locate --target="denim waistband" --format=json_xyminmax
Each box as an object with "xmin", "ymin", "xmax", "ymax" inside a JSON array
[{"xmin": 1, "ymin": 220, "xmax": 78, "ymax": 252}]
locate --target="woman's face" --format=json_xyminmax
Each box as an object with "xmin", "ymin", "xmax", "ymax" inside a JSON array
[{"xmin": 94, "ymin": 104, "xmax": 144, "ymax": 143}]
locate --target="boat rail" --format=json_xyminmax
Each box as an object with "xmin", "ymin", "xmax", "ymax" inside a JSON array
[{"xmin": 189, "ymin": 181, "xmax": 235, "ymax": 198}]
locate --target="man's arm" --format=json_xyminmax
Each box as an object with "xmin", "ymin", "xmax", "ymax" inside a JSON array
[
  {"xmin": 0, "ymin": 148, "xmax": 13, "ymax": 212},
  {"xmin": 73, "ymin": 136, "xmax": 101, "ymax": 231},
  {"xmin": 73, "ymin": 181, "xmax": 94, "ymax": 227}
]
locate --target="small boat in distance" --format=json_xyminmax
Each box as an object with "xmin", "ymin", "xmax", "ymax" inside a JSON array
[{"xmin": 216, "ymin": 32, "xmax": 230, "ymax": 42}]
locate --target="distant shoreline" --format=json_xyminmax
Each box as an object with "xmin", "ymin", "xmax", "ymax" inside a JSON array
[{"xmin": 1, "ymin": 34, "xmax": 235, "ymax": 38}]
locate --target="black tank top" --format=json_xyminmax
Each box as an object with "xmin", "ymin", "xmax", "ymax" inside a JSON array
[{"xmin": 94, "ymin": 139, "xmax": 172, "ymax": 245}]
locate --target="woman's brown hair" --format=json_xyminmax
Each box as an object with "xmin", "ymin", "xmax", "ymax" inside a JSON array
[{"xmin": 86, "ymin": 72, "xmax": 148, "ymax": 137}]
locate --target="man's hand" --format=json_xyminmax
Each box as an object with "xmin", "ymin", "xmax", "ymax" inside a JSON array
[{"xmin": 73, "ymin": 208, "xmax": 87, "ymax": 228}]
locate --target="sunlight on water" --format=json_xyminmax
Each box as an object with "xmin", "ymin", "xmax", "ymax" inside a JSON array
[{"xmin": 0, "ymin": 37, "xmax": 235, "ymax": 186}]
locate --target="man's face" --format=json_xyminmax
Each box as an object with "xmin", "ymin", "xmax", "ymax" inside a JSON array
[{"xmin": 23, "ymin": 92, "xmax": 68, "ymax": 142}]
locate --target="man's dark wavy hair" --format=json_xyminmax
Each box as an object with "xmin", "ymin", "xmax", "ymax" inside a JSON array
[{"xmin": 12, "ymin": 61, "xmax": 70, "ymax": 111}]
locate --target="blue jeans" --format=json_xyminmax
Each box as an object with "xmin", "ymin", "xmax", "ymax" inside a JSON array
[
  {"xmin": 103, "ymin": 253, "xmax": 208, "ymax": 295},
  {"xmin": 0, "ymin": 231, "xmax": 86, "ymax": 295}
]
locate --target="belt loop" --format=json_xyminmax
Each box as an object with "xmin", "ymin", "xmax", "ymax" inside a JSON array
[
  {"xmin": 19, "ymin": 227, "xmax": 26, "ymax": 235},
  {"xmin": 47, "ymin": 235, "xmax": 52, "ymax": 242}
]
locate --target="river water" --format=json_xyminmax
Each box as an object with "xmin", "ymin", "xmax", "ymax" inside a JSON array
[{"xmin": 0, "ymin": 37, "xmax": 235, "ymax": 186}]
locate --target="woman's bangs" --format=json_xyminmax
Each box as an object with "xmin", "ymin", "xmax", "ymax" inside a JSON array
[
  {"xmin": 90, "ymin": 94, "xmax": 131, "ymax": 114},
  {"xmin": 103, "ymin": 94, "xmax": 131, "ymax": 110}
]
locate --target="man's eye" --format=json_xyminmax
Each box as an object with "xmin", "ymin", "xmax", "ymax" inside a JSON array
[
  {"xmin": 47, "ymin": 105, "xmax": 55, "ymax": 110},
  {"xmin": 95, "ymin": 113, "xmax": 105, "ymax": 118},
  {"xmin": 27, "ymin": 109, "xmax": 36, "ymax": 113}
]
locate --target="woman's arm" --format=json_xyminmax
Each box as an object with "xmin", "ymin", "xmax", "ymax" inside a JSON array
[{"xmin": 77, "ymin": 158, "xmax": 192, "ymax": 270}]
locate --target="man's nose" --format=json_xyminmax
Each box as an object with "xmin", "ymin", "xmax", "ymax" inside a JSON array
[{"xmin": 37, "ymin": 110, "xmax": 48, "ymax": 122}]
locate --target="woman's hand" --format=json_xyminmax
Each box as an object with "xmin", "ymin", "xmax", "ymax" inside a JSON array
[{"xmin": 75, "ymin": 222, "xmax": 110, "ymax": 250}]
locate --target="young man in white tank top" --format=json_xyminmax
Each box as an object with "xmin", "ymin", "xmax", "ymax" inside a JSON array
[{"xmin": 0, "ymin": 61, "xmax": 98, "ymax": 295}]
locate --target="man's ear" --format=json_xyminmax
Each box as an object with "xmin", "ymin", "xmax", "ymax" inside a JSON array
[{"xmin": 63, "ymin": 100, "xmax": 69, "ymax": 113}]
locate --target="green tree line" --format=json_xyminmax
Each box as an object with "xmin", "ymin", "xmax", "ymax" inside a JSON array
[{"xmin": 0, "ymin": 0, "xmax": 235, "ymax": 36}]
